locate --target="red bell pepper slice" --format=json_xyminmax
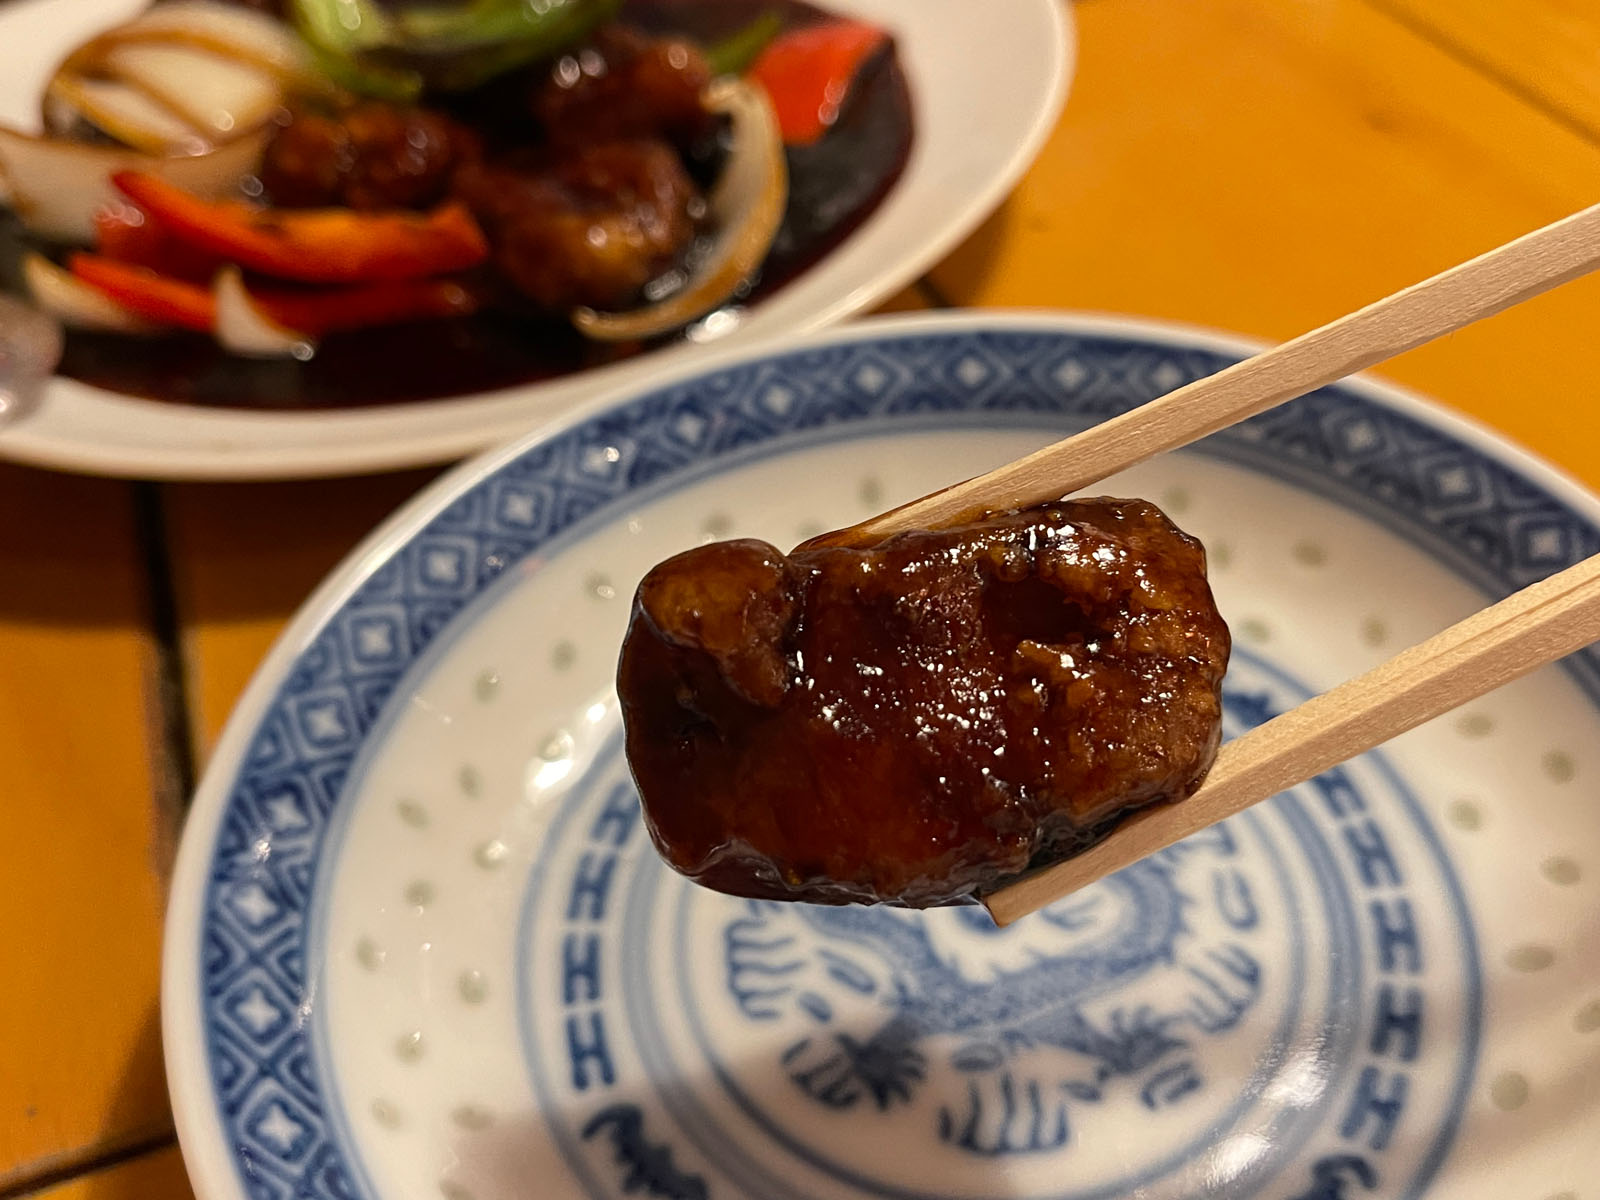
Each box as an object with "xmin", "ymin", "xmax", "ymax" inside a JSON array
[
  {"xmin": 748, "ymin": 19, "xmax": 888, "ymax": 146},
  {"xmin": 69, "ymin": 252, "xmax": 214, "ymax": 331},
  {"xmin": 67, "ymin": 253, "xmax": 481, "ymax": 337},
  {"xmin": 251, "ymin": 278, "xmax": 481, "ymax": 335},
  {"xmin": 95, "ymin": 202, "xmax": 225, "ymax": 283},
  {"xmin": 108, "ymin": 171, "xmax": 490, "ymax": 284}
]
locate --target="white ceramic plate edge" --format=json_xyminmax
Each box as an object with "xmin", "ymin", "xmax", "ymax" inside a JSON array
[
  {"xmin": 0, "ymin": 0, "xmax": 1071, "ymax": 481},
  {"xmin": 159, "ymin": 308, "xmax": 1600, "ymax": 1199}
]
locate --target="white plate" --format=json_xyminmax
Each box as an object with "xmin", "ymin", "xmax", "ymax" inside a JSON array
[
  {"xmin": 163, "ymin": 312, "xmax": 1600, "ymax": 1200},
  {"xmin": 0, "ymin": 0, "xmax": 1070, "ymax": 479}
]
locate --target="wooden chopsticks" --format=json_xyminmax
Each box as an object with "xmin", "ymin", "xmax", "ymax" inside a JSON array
[
  {"xmin": 939, "ymin": 200, "xmax": 1600, "ymax": 922},
  {"xmin": 983, "ymin": 550, "xmax": 1600, "ymax": 924},
  {"xmin": 855, "ymin": 200, "xmax": 1600, "ymax": 542}
]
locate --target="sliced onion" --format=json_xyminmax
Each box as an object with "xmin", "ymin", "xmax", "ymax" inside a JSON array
[
  {"xmin": 573, "ymin": 77, "xmax": 788, "ymax": 342},
  {"xmin": 41, "ymin": 2, "xmax": 319, "ymax": 155},
  {"xmin": 0, "ymin": 125, "xmax": 265, "ymax": 243},
  {"xmin": 213, "ymin": 266, "xmax": 315, "ymax": 358},
  {"xmin": 99, "ymin": 1, "xmax": 322, "ymax": 87},
  {"xmin": 22, "ymin": 252, "xmax": 158, "ymax": 334},
  {"xmin": 46, "ymin": 75, "xmax": 210, "ymax": 156},
  {"xmin": 101, "ymin": 42, "xmax": 284, "ymax": 140}
]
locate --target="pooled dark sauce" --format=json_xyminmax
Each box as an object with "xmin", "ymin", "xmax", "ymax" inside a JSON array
[
  {"xmin": 0, "ymin": 0, "xmax": 913, "ymax": 409},
  {"xmin": 618, "ymin": 499, "xmax": 1232, "ymax": 908}
]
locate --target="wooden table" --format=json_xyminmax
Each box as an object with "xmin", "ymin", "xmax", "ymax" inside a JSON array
[{"xmin": 7, "ymin": 0, "xmax": 1600, "ymax": 1192}]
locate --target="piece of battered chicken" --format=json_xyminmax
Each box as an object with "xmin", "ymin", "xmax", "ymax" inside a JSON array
[
  {"xmin": 618, "ymin": 498, "xmax": 1231, "ymax": 907},
  {"xmin": 257, "ymin": 25, "xmax": 713, "ymax": 314}
]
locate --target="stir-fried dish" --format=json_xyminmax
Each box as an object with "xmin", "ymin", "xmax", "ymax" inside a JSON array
[
  {"xmin": 618, "ymin": 499, "xmax": 1232, "ymax": 907},
  {"xmin": 0, "ymin": 0, "xmax": 912, "ymax": 406}
]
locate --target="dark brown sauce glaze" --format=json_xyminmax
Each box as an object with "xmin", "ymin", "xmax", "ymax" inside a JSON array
[
  {"xmin": 0, "ymin": 0, "xmax": 913, "ymax": 409},
  {"xmin": 617, "ymin": 499, "xmax": 1232, "ymax": 908}
]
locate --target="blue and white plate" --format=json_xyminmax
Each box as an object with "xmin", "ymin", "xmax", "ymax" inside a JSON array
[{"xmin": 163, "ymin": 313, "xmax": 1600, "ymax": 1200}]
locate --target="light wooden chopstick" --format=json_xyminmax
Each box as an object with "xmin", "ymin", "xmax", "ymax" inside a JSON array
[
  {"xmin": 892, "ymin": 201, "xmax": 1600, "ymax": 923},
  {"xmin": 854, "ymin": 200, "xmax": 1600, "ymax": 541},
  {"xmin": 983, "ymin": 550, "xmax": 1600, "ymax": 925}
]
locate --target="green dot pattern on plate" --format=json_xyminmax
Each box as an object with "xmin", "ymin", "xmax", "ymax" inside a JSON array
[
  {"xmin": 1541, "ymin": 856, "xmax": 1581, "ymax": 885},
  {"xmin": 1543, "ymin": 1192, "xmax": 1578, "ymax": 1200},
  {"xmin": 702, "ymin": 512, "xmax": 733, "ymax": 538},
  {"xmin": 440, "ymin": 1182, "xmax": 474, "ymax": 1200},
  {"xmin": 1239, "ymin": 617, "xmax": 1271, "ymax": 644},
  {"xmin": 371, "ymin": 1099, "xmax": 402, "ymax": 1128},
  {"xmin": 1160, "ymin": 486, "xmax": 1190, "ymax": 514},
  {"xmin": 1209, "ymin": 541, "xmax": 1232, "ymax": 569},
  {"xmin": 540, "ymin": 730, "xmax": 575, "ymax": 762},
  {"xmin": 452, "ymin": 1104, "xmax": 495, "ymax": 1130},
  {"xmin": 356, "ymin": 937, "xmax": 386, "ymax": 971},
  {"xmin": 474, "ymin": 671, "xmax": 500, "ymax": 702},
  {"xmin": 1360, "ymin": 616, "xmax": 1388, "ymax": 647},
  {"xmin": 586, "ymin": 573, "xmax": 617, "ymax": 601},
  {"xmin": 551, "ymin": 640, "xmax": 577, "ymax": 671},
  {"xmin": 1575, "ymin": 999, "xmax": 1600, "ymax": 1033},
  {"xmin": 1506, "ymin": 945, "xmax": 1555, "ymax": 972},
  {"xmin": 457, "ymin": 765, "xmax": 481, "ymax": 798},
  {"xmin": 1291, "ymin": 540, "xmax": 1327, "ymax": 566},
  {"xmin": 395, "ymin": 1030, "xmax": 424, "ymax": 1064},
  {"xmin": 795, "ymin": 520, "xmax": 824, "ymax": 541},
  {"xmin": 404, "ymin": 880, "xmax": 435, "ymax": 908},
  {"xmin": 1445, "ymin": 799, "xmax": 1484, "ymax": 831},
  {"xmin": 1455, "ymin": 712, "xmax": 1494, "ymax": 739},
  {"xmin": 858, "ymin": 476, "xmax": 884, "ymax": 507},
  {"xmin": 1489, "ymin": 1071, "xmax": 1529, "ymax": 1110},
  {"xmin": 474, "ymin": 839, "xmax": 508, "ymax": 870},
  {"xmin": 459, "ymin": 969, "xmax": 488, "ymax": 1004},
  {"xmin": 397, "ymin": 798, "xmax": 429, "ymax": 829},
  {"xmin": 1543, "ymin": 750, "xmax": 1576, "ymax": 783}
]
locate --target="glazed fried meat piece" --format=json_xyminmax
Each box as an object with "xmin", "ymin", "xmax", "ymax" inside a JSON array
[
  {"xmin": 254, "ymin": 25, "xmax": 712, "ymax": 313},
  {"xmin": 453, "ymin": 139, "xmax": 699, "ymax": 311},
  {"xmin": 618, "ymin": 499, "xmax": 1231, "ymax": 907},
  {"xmin": 259, "ymin": 101, "xmax": 479, "ymax": 211},
  {"xmin": 532, "ymin": 25, "xmax": 714, "ymax": 151}
]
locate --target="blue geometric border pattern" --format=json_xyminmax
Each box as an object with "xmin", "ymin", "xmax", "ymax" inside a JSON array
[{"xmin": 198, "ymin": 327, "xmax": 1600, "ymax": 1199}]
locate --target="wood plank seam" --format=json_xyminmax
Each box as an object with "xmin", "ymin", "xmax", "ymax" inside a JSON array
[
  {"xmin": 134, "ymin": 482, "xmax": 197, "ymax": 815},
  {"xmin": 914, "ymin": 275, "xmax": 955, "ymax": 309},
  {"xmin": 1359, "ymin": 0, "xmax": 1600, "ymax": 148},
  {"xmin": 0, "ymin": 1133, "xmax": 177, "ymax": 1200}
]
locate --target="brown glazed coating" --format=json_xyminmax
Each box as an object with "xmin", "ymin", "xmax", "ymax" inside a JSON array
[
  {"xmin": 256, "ymin": 25, "xmax": 709, "ymax": 313},
  {"xmin": 530, "ymin": 24, "xmax": 716, "ymax": 152},
  {"xmin": 617, "ymin": 498, "xmax": 1231, "ymax": 907},
  {"xmin": 452, "ymin": 139, "xmax": 699, "ymax": 311},
  {"xmin": 260, "ymin": 102, "xmax": 480, "ymax": 211}
]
